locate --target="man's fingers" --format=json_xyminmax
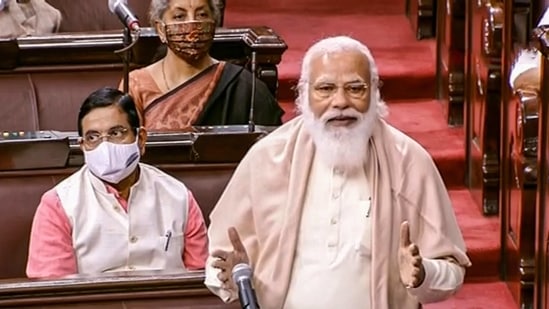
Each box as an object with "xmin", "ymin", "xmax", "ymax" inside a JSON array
[
  {"xmin": 211, "ymin": 258, "xmax": 230, "ymax": 269},
  {"xmin": 228, "ymin": 227, "xmax": 247, "ymax": 254},
  {"xmin": 400, "ymin": 221, "xmax": 411, "ymax": 248},
  {"xmin": 211, "ymin": 249, "xmax": 228, "ymax": 260},
  {"xmin": 409, "ymin": 244, "xmax": 419, "ymax": 256},
  {"xmin": 412, "ymin": 256, "xmax": 422, "ymax": 267},
  {"xmin": 217, "ymin": 271, "xmax": 229, "ymax": 283}
]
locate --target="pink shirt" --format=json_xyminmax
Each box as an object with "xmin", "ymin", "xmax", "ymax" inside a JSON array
[{"xmin": 26, "ymin": 186, "xmax": 208, "ymax": 279}]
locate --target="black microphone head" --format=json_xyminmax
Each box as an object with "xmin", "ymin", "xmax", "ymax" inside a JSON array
[{"xmin": 232, "ymin": 263, "xmax": 253, "ymax": 283}]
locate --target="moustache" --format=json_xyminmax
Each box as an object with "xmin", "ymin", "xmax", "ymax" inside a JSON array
[{"xmin": 320, "ymin": 109, "xmax": 364, "ymax": 123}]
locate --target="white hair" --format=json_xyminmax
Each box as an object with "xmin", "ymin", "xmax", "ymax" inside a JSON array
[{"xmin": 295, "ymin": 36, "xmax": 388, "ymax": 117}]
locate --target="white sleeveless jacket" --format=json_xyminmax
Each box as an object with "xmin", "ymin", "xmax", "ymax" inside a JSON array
[{"xmin": 56, "ymin": 163, "xmax": 189, "ymax": 274}]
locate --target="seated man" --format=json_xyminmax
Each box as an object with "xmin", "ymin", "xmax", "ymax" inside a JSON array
[
  {"xmin": 121, "ymin": 0, "xmax": 284, "ymax": 131},
  {"xmin": 205, "ymin": 36, "xmax": 471, "ymax": 308},
  {"xmin": 0, "ymin": 0, "xmax": 61, "ymax": 39},
  {"xmin": 26, "ymin": 87, "xmax": 208, "ymax": 279}
]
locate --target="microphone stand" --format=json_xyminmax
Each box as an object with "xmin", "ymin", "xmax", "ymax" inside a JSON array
[
  {"xmin": 114, "ymin": 26, "xmax": 140, "ymax": 94},
  {"xmin": 248, "ymin": 51, "xmax": 257, "ymax": 133},
  {"xmin": 122, "ymin": 26, "xmax": 132, "ymax": 94}
]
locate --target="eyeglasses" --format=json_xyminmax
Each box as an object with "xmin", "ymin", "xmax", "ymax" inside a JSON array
[
  {"xmin": 312, "ymin": 82, "xmax": 370, "ymax": 99},
  {"xmin": 82, "ymin": 127, "xmax": 132, "ymax": 149}
]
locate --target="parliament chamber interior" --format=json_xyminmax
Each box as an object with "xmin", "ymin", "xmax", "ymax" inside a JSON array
[{"xmin": 2, "ymin": 0, "xmax": 549, "ymax": 308}]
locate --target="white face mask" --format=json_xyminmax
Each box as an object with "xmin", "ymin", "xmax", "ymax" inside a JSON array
[{"xmin": 83, "ymin": 139, "xmax": 141, "ymax": 184}]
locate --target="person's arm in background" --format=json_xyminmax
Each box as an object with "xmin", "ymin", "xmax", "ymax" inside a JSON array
[
  {"xmin": 26, "ymin": 189, "xmax": 77, "ymax": 279},
  {"xmin": 182, "ymin": 190, "xmax": 208, "ymax": 270}
]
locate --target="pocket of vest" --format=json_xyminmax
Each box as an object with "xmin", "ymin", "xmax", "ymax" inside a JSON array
[{"xmin": 156, "ymin": 233, "xmax": 185, "ymax": 268}]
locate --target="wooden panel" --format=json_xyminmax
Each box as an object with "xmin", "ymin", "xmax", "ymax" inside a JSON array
[
  {"xmin": 537, "ymin": 48, "xmax": 549, "ymax": 309},
  {"xmin": 406, "ymin": 0, "xmax": 436, "ymax": 39},
  {"xmin": 44, "ymin": 0, "xmax": 227, "ymax": 31},
  {"xmin": 465, "ymin": 0, "xmax": 503, "ymax": 215},
  {"xmin": 504, "ymin": 90, "xmax": 537, "ymax": 308},
  {"xmin": 500, "ymin": 0, "xmax": 539, "ymax": 307},
  {"xmin": 534, "ymin": 19, "xmax": 549, "ymax": 309},
  {"xmin": 436, "ymin": 0, "xmax": 465, "ymax": 125},
  {"xmin": 0, "ymin": 271, "xmax": 239, "ymax": 308}
]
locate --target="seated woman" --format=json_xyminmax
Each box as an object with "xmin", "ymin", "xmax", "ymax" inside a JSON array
[{"xmin": 122, "ymin": 0, "xmax": 284, "ymax": 131}]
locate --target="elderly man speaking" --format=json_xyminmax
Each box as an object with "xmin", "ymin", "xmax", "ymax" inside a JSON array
[{"xmin": 205, "ymin": 36, "xmax": 471, "ymax": 309}]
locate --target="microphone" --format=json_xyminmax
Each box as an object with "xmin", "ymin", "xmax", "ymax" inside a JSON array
[
  {"xmin": 108, "ymin": 0, "xmax": 140, "ymax": 32},
  {"xmin": 248, "ymin": 51, "xmax": 257, "ymax": 133},
  {"xmin": 232, "ymin": 263, "xmax": 260, "ymax": 309}
]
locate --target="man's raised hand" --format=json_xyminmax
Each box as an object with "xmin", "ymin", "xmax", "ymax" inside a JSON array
[
  {"xmin": 398, "ymin": 221, "xmax": 426, "ymax": 288},
  {"xmin": 211, "ymin": 227, "xmax": 250, "ymax": 290}
]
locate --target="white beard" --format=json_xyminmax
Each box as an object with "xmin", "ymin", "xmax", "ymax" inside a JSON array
[{"xmin": 302, "ymin": 102, "xmax": 378, "ymax": 171}]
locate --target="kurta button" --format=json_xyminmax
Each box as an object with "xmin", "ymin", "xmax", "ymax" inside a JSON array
[
  {"xmin": 128, "ymin": 265, "xmax": 135, "ymax": 270},
  {"xmin": 113, "ymin": 205, "xmax": 120, "ymax": 211},
  {"xmin": 332, "ymin": 192, "xmax": 340, "ymax": 199},
  {"xmin": 327, "ymin": 240, "xmax": 337, "ymax": 248},
  {"xmin": 130, "ymin": 236, "xmax": 138, "ymax": 243},
  {"xmin": 330, "ymin": 217, "xmax": 338, "ymax": 225}
]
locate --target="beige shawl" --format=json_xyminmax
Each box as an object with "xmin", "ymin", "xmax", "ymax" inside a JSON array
[
  {"xmin": 0, "ymin": 0, "xmax": 61, "ymax": 39},
  {"xmin": 208, "ymin": 116, "xmax": 471, "ymax": 309}
]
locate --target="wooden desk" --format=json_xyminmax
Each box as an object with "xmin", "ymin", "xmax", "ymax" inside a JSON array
[{"xmin": 0, "ymin": 271, "xmax": 239, "ymax": 308}]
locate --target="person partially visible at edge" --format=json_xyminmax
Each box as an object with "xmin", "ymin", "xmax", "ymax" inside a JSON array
[
  {"xmin": 119, "ymin": 0, "xmax": 283, "ymax": 131},
  {"xmin": 204, "ymin": 36, "xmax": 471, "ymax": 308},
  {"xmin": 26, "ymin": 87, "xmax": 208, "ymax": 279},
  {"xmin": 0, "ymin": 0, "xmax": 62, "ymax": 39},
  {"xmin": 509, "ymin": 8, "xmax": 549, "ymax": 92}
]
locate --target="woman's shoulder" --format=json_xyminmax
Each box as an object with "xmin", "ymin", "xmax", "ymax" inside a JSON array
[
  {"xmin": 128, "ymin": 63, "xmax": 162, "ymax": 91},
  {"xmin": 129, "ymin": 64, "xmax": 156, "ymax": 80}
]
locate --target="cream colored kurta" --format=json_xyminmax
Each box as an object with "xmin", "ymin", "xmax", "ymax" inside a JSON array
[
  {"xmin": 56, "ymin": 163, "xmax": 189, "ymax": 274},
  {"xmin": 206, "ymin": 117, "xmax": 472, "ymax": 309},
  {"xmin": 284, "ymin": 156, "xmax": 372, "ymax": 309}
]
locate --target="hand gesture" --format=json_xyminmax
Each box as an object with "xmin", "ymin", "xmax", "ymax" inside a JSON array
[
  {"xmin": 398, "ymin": 221, "xmax": 425, "ymax": 288},
  {"xmin": 211, "ymin": 227, "xmax": 250, "ymax": 290}
]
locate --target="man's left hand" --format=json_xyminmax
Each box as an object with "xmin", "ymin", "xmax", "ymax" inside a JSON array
[{"xmin": 398, "ymin": 221, "xmax": 426, "ymax": 288}]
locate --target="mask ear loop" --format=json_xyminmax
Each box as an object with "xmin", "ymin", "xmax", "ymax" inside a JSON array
[
  {"xmin": 159, "ymin": 22, "xmax": 168, "ymax": 44},
  {"xmin": 134, "ymin": 128, "xmax": 140, "ymax": 143}
]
